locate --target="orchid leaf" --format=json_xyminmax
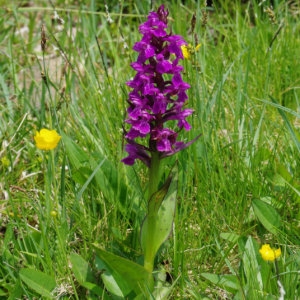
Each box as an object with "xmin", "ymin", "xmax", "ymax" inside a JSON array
[
  {"xmin": 93, "ymin": 244, "xmax": 154, "ymax": 297},
  {"xmin": 141, "ymin": 164, "xmax": 178, "ymax": 271}
]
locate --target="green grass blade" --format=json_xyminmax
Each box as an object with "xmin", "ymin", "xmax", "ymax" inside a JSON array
[{"xmin": 269, "ymin": 96, "xmax": 300, "ymax": 152}]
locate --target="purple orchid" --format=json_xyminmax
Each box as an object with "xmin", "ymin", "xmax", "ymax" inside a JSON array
[{"xmin": 122, "ymin": 5, "xmax": 197, "ymax": 167}]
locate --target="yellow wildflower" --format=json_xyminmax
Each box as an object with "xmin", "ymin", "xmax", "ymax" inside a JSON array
[
  {"xmin": 181, "ymin": 44, "xmax": 201, "ymax": 59},
  {"xmin": 34, "ymin": 129, "xmax": 61, "ymax": 150},
  {"xmin": 259, "ymin": 244, "xmax": 281, "ymax": 262},
  {"xmin": 181, "ymin": 45, "xmax": 190, "ymax": 59}
]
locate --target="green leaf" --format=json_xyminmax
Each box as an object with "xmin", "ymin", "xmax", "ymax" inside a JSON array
[
  {"xmin": 252, "ymin": 198, "xmax": 281, "ymax": 234},
  {"xmin": 242, "ymin": 236, "xmax": 263, "ymax": 290},
  {"xmin": 69, "ymin": 253, "xmax": 95, "ymax": 284},
  {"xmin": 220, "ymin": 232, "xmax": 240, "ymax": 243},
  {"xmin": 0, "ymin": 288, "xmax": 7, "ymax": 296},
  {"xmin": 19, "ymin": 269, "xmax": 56, "ymax": 298},
  {"xmin": 76, "ymin": 158, "xmax": 106, "ymax": 201},
  {"xmin": 81, "ymin": 282, "xmax": 109, "ymax": 298},
  {"xmin": 8, "ymin": 280, "xmax": 23, "ymax": 300},
  {"xmin": 62, "ymin": 133, "xmax": 89, "ymax": 169},
  {"xmin": 201, "ymin": 273, "xmax": 240, "ymax": 293},
  {"xmin": 93, "ymin": 244, "xmax": 154, "ymax": 297},
  {"xmin": 275, "ymin": 163, "xmax": 293, "ymax": 183},
  {"xmin": 141, "ymin": 165, "xmax": 178, "ymax": 270},
  {"xmin": 269, "ymin": 96, "xmax": 300, "ymax": 152},
  {"xmin": 63, "ymin": 133, "xmax": 124, "ymax": 206},
  {"xmin": 242, "ymin": 236, "xmax": 273, "ymax": 297},
  {"xmin": 271, "ymin": 173, "xmax": 287, "ymax": 188},
  {"xmin": 69, "ymin": 253, "xmax": 110, "ymax": 298}
]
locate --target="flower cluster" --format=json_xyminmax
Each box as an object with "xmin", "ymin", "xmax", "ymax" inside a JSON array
[
  {"xmin": 122, "ymin": 5, "xmax": 195, "ymax": 167},
  {"xmin": 259, "ymin": 244, "xmax": 281, "ymax": 262},
  {"xmin": 34, "ymin": 128, "xmax": 61, "ymax": 150}
]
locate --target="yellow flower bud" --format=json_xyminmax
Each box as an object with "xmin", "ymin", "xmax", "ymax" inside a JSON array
[
  {"xmin": 34, "ymin": 129, "xmax": 61, "ymax": 150},
  {"xmin": 50, "ymin": 210, "xmax": 58, "ymax": 217},
  {"xmin": 259, "ymin": 244, "xmax": 281, "ymax": 262},
  {"xmin": 1, "ymin": 156, "xmax": 10, "ymax": 167}
]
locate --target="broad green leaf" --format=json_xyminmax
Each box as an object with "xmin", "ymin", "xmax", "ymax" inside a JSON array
[
  {"xmin": 242, "ymin": 237, "xmax": 276, "ymax": 297},
  {"xmin": 93, "ymin": 244, "xmax": 154, "ymax": 297},
  {"xmin": 19, "ymin": 268, "xmax": 56, "ymax": 298},
  {"xmin": 141, "ymin": 165, "xmax": 178, "ymax": 271},
  {"xmin": 69, "ymin": 253, "xmax": 95, "ymax": 284},
  {"xmin": 252, "ymin": 198, "xmax": 281, "ymax": 234},
  {"xmin": 101, "ymin": 270, "xmax": 128, "ymax": 297},
  {"xmin": 243, "ymin": 236, "xmax": 264, "ymax": 291},
  {"xmin": 201, "ymin": 273, "xmax": 240, "ymax": 293},
  {"xmin": 70, "ymin": 254, "xmax": 109, "ymax": 298}
]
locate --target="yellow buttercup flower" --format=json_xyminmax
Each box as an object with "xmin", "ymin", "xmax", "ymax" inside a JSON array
[
  {"xmin": 259, "ymin": 244, "xmax": 281, "ymax": 262},
  {"xmin": 34, "ymin": 129, "xmax": 61, "ymax": 150},
  {"xmin": 181, "ymin": 44, "xmax": 201, "ymax": 59},
  {"xmin": 181, "ymin": 45, "xmax": 190, "ymax": 59}
]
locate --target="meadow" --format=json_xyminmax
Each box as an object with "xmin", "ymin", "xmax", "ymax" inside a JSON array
[{"xmin": 0, "ymin": 0, "xmax": 299, "ymax": 299}]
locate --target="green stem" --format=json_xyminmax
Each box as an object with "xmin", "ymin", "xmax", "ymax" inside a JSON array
[
  {"xmin": 148, "ymin": 152, "xmax": 161, "ymax": 200},
  {"xmin": 275, "ymin": 259, "xmax": 285, "ymax": 299},
  {"xmin": 40, "ymin": 155, "xmax": 53, "ymax": 274},
  {"xmin": 50, "ymin": 150, "xmax": 59, "ymax": 211},
  {"xmin": 144, "ymin": 151, "xmax": 161, "ymax": 273},
  {"xmin": 45, "ymin": 153, "xmax": 52, "ymax": 217},
  {"xmin": 144, "ymin": 253, "xmax": 154, "ymax": 274}
]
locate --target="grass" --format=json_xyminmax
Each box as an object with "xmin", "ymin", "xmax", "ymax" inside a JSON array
[{"xmin": 0, "ymin": 0, "xmax": 300, "ymax": 299}]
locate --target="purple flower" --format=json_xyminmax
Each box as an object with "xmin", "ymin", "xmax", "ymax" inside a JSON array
[{"xmin": 122, "ymin": 5, "xmax": 197, "ymax": 166}]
